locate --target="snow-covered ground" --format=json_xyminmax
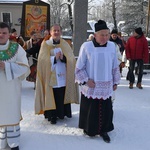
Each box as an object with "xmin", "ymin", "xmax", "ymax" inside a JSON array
[{"xmin": 4, "ymin": 68, "xmax": 150, "ymax": 150}]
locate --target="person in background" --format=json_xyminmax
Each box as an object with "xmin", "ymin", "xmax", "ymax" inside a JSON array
[
  {"xmin": 117, "ymin": 32, "xmax": 127, "ymax": 49},
  {"xmin": 110, "ymin": 29, "xmax": 124, "ymax": 54},
  {"xmin": 0, "ymin": 22, "xmax": 29, "ymax": 150},
  {"xmin": 35, "ymin": 24, "xmax": 79, "ymax": 124},
  {"xmin": 126, "ymin": 27, "xmax": 149, "ymax": 89},
  {"xmin": 121, "ymin": 50, "xmax": 130, "ymax": 80},
  {"xmin": 24, "ymin": 31, "xmax": 40, "ymax": 86},
  {"xmin": 43, "ymin": 29, "xmax": 50, "ymax": 38},
  {"xmin": 110, "ymin": 29, "xmax": 125, "ymax": 77},
  {"xmin": 112, "ymin": 43, "xmax": 122, "ymax": 103},
  {"xmin": 25, "ymin": 29, "xmax": 50, "ymax": 87},
  {"xmin": 87, "ymin": 34, "xmax": 94, "ymax": 41},
  {"xmin": 75, "ymin": 20, "xmax": 120, "ymax": 143},
  {"xmin": 9, "ymin": 28, "xmax": 25, "ymax": 47},
  {"xmin": 25, "ymin": 31, "xmax": 39, "ymax": 50},
  {"xmin": 121, "ymin": 49, "xmax": 139, "ymax": 81}
]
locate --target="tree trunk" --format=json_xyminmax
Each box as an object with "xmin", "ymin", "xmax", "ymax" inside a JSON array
[
  {"xmin": 112, "ymin": 0, "xmax": 117, "ymax": 29},
  {"xmin": 67, "ymin": 0, "xmax": 73, "ymax": 31}
]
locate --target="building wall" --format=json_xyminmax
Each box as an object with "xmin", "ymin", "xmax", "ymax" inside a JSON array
[{"xmin": 0, "ymin": 4, "xmax": 23, "ymax": 35}]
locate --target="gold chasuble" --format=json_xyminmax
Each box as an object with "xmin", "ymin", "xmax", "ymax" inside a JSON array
[{"xmin": 35, "ymin": 39, "xmax": 79, "ymax": 115}]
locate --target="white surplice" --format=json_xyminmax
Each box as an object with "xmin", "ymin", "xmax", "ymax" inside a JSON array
[
  {"xmin": 75, "ymin": 41, "xmax": 120, "ymax": 100},
  {"xmin": 46, "ymin": 38, "xmax": 66, "ymax": 88}
]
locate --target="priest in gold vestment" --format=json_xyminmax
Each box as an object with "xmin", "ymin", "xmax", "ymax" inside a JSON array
[{"xmin": 35, "ymin": 24, "xmax": 79, "ymax": 124}]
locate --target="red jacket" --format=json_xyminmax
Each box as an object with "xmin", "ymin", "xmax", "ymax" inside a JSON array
[{"xmin": 126, "ymin": 35, "xmax": 149, "ymax": 63}]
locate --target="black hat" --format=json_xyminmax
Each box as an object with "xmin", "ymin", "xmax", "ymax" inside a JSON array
[
  {"xmin": 11, "ymin": 28, "xmax": 16, "ymax": 33},
  {"xmin": 111, "ymin": 29, "xmax": 118, "ymax": 34},
  {"xmin": 135, "ymin": 27, "xmax": 143, "ymax": 36},
  {"xmin": 94, "ymin": 20, "xmax": 109, "ymax": 32}
]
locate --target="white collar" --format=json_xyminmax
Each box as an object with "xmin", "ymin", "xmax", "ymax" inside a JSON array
[
  {"xmin": 46, "ymin": 37, "xmax": 54, "ymax": 46},
  {"xmin": 0, "ymin": 40, "xmax": 10, "ymax": 50}
]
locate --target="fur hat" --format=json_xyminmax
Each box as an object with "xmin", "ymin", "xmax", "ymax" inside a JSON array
[
  {"xmin": 135, "ymin": 27, "xmax": 143, "ymax": 36},
  {"xmin": 94, "ymin": 20, "xmax": 109, "ymax": 32},
  {"xmin": 111, "ymin": 29, "xmax": 118, "ymax": 34}
]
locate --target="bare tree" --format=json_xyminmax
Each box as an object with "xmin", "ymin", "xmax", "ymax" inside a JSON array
[
  {"xmin": 88, "ymin": 0, "xmax": 102, "ymax": 20},
  {"xmin": 88, "ymin": 0, "xmax": 148, "ymax": 35},
  {"xmin": 88, "ymin": 0, "xmax": 118, "ymax": 29},
  {"xmin": 66, "ymin": 0, "xmax": 74, "ymax": 31},
  {"xmin": 119, "ymin": 0, "xmax": 147, "ymax": 34},
  {"xmin": 46, "ymin": 0, "xmax": 98, "ymax": 33},
  {"xmin": 47, "ymin": 0, "xmax": 74, "ymax": 32},
  {"xmin": 112, "ymin": 0, "xmax": 117, "ymax": 29}
]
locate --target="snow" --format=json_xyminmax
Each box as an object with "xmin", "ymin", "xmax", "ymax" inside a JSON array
[{"xmin": 4, "ymin": 68, "xmax": 150, "ymax": 150}]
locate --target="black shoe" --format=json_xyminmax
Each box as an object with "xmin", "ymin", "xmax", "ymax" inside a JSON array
[
  {"xmin": 11, "ymin": 146, "xmax": 19, "ymax": 150},
  {"xmin": 100, "ymin": 132, "xmax": 110, "ymax": 143},
  {"xmin": 44, "ymin": 111, "xmax": 48, "ymax": 119},
  {"xmin": 66, "ymin": 115, "xmax": 72, "ymax": 118},
  {"xmin": 83, "ymin": 130, "xmax": 87, "ymax": 135},
  {"xmin": 50, "ymin": 117, "xmax": 57, "ymax": 124}
]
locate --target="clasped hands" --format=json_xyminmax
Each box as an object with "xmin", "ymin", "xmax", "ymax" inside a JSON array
[{"xmin": 55, "ymin": 51, "xmax": 63, "ymax": 60}]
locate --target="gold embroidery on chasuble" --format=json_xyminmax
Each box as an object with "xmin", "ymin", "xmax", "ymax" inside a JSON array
[{"xmin": 49, "ymin": 44, "xmax": 58, "ymax": 86}]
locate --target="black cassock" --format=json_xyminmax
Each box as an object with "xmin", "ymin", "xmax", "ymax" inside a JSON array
[
  {"xmin": 79, "ymin": 94, "xmax": 114, "ymax": 136},
  {"xmin": 44, "ymin": 87, "xmax": 72, "ymax": 120}
]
